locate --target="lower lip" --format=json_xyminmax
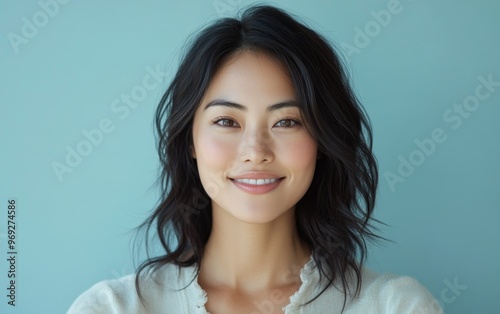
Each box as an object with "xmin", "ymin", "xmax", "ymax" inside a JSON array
[{"xmin": 230, "ymin": 178, "xmax": 284, "ymax": 195}]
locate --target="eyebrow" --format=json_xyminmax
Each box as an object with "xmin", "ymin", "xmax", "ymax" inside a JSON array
[{"xmin": 203, "ymin": 99, "xmax": 299, "ymax": 112}]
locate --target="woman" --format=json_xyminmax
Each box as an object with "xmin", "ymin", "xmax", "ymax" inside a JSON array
[{"xmin": 68, "ymin": 5, "xmax": 442, "ymax": 313}]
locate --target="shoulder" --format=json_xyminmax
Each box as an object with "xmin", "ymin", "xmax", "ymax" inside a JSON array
[
  {"xmin": 67, "ymin": 263, "xmax": 189, "ymax": 314},
  {"xmin": 345, "ymin": 267, "xmax": 444, "ymax": 314},
  {"xmin": 67, "ymin": 274, "xmax": 138, "ymax": 314}
]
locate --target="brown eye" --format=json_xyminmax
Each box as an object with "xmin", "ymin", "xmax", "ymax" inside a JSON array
[
  {"xmin": 275, "ymin": 119, "xmax": 299, "ymax": 128},
  {"xmin": 213, "ymin": 118, "xmax": 239, "ymax": 127}
]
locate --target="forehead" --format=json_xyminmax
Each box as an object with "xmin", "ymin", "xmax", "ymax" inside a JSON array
[{"xmin": 200, "ymin": 51, "xmax": 297, "ymax": 107}]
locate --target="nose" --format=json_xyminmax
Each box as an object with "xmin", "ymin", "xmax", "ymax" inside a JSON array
[{"xmin": 238, "ymin": 128, "xmax": 274, "ymax": 164}]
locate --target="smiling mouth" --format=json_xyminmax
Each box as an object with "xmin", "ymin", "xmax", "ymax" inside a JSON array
[
  {"xmin": 229, "ymin": 177, "xmax": 285, "ymax": 194},
  {"xmin": 230, "ymin": 178, "xmax": 284, "ymax": 185}
]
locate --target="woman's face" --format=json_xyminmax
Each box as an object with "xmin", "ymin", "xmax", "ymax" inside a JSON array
[{"xmin": 191, "ymin": 51, "xmax": 318, "ymax": 224}]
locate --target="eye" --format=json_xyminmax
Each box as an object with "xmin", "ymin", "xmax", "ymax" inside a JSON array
[
  {"xmin": 274, "ymin": 119, "xmax": 300, "ymax": 128},
  {"xmin": 211, "ymin": 117, "xmax": 301, "ymax": 128},
  {"xmin": 212, "ymin": 117, "xmax": 240, "ymax": 128}
]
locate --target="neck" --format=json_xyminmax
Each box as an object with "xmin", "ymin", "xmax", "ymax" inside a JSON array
[{"xmin": 198, "ymin": 204, "xmax": 311, "ymax": 294}]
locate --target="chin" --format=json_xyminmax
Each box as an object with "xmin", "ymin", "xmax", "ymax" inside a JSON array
[{"xmin": 225, "ymin": 205, "xmax": 292, "ymax": 225}]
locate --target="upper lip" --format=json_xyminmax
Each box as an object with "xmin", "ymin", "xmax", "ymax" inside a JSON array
[{"xmin": 229, "ymin": 172, "xmax": 284, "ymax": 180}]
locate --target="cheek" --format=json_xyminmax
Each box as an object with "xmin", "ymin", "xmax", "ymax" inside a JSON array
[
  {"xmin": 279, "ymin": 135, "xmax": 317, "ymax": 170},
  {"xmin": 194, "ymin": 132, "xmax": 237, "ymax": 191},
  {"xmin": 196, "ymin": 132, "xmax": 236, "ymax": 164}
]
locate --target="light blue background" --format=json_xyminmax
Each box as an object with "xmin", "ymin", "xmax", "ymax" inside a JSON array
[{"xmin": 1, "ymin": 0, "xmax": 499, "ymax": 313}]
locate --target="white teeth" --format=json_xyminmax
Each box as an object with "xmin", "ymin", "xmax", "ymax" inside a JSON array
[{"xmin": 234, "ymin": 178, "xmax": 280, "ymax": 185}]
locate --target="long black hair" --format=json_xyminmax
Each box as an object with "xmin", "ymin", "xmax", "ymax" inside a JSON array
[{"xmin": 135, "ymin": 4, "xmax": 382, "ymax": 312}]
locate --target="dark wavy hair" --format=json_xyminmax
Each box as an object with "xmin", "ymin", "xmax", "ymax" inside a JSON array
[{"xmin": 135, "ymin": 4, "xmax": 382, "ymax": 312}]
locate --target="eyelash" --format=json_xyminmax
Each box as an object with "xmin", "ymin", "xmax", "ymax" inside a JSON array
[{"xmin": 211, "ymin": 117, "xmax": 301, "ymax": 128}]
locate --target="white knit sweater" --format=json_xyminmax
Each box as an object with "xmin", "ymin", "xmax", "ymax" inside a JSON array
[{"xmin": 68, "ymin": 255, "xmax": 443, "ymax": 313}]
